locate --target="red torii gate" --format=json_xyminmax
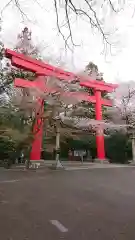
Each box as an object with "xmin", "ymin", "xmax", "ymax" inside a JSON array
[{"xmin": 5, "ymin": 48, "xmax": 118, "ymax": 161}]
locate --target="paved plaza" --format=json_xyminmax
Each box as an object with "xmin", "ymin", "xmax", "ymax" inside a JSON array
[{"xmin": 0, "ymin": 166, "xmax": 135, "ymax": 239}]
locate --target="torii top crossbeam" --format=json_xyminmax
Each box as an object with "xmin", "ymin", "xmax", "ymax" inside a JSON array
[
  {"xmin": 5, "ymin": 49, "xmax": 117, "ymax": 90},
  {"xmin": 5, "ymin": 49, "xmax": 118, "ymax": 106}
]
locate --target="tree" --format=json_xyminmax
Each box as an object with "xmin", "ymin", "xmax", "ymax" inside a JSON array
[
  {"xmin": 14, "ymin": 76, "xmax": 133, "ymax": 165},
  {"xmin": 0, "ymin": 26, "xmax": 38, "ymax": 102},
  {"xmin": 84, "ymin": 62, "xmax": 103, "ymax": 80},
  {"xmin": 12, "ymin": 27, "xmax": 40, "ymax": 81},
  {"xmin": 72, "ymin": 61, "xmax": 110, "ymax": 120},
  {"xmin": 0, "ymin": 24, "xmax": 30, "ymax": 161},
  {"xmin": 106, "ymin": 82, "xmax": 135, "ymax": 134},
  {"xmin": 44, "ymin": 61, "xmax": 114, "ymax": 164},
  {"xmin": 0, "ymin": 27, "xmax": 41, "ymax": 167},
  {"xmin": 0, "ymin": 19, "xmax": 14, "ymax": 100},
  {"xmin": 108, "ymin": 82, "xmax": 135, "ymax": 163},
  {"xmin": 0, "ymin": 25, "xmax": 86, "ymax": 168},
  {"xmin": 32, "ymin": 76, "xmax": 86, "ymax": 167},
  {"xmin": 10, "ymin": 67, "xmax": 88, "ymax": 167},
  {"xmin": 0, "ymin": 100, "xmax": 33, "ymax": 167},
  {"xmin": 13, "ymin": 27, "xmax": 43, "ymax": 166},
  {"xmin": 52, "ymin": 0, "xmax": 124, "ymax": 48},
  {"xmin": 15, "ymin": 27, "xmax": 41, "ymax": 59},
  {"xmin": 105, "ymin": 132, "xmax": 132, "ymax": 164}
]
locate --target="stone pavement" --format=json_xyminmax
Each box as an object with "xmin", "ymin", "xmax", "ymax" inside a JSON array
[
  {"xmin": 12, "ymin": 161, "xmax": 133, "ymax": 171},
  {"xmin": 44, "ymin": 160, "xmax": 133, "ymax": 171},
  {"xmin": 1, "ymin": 167, "xmax": 135, "ymax": 239}
]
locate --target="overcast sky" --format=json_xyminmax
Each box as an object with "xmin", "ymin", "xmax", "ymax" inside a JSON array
[{"xmin": 0, "ymin": 0, "xmax": 135, "ymax": 84}]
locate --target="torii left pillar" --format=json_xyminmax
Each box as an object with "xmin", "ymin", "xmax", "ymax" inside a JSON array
[
  {"xmin": 14, "ymin": 74, "xmax": 47, "ymax": 162},
  {"xmin": 30, "ymin": 98, "xmax": 44, "ymax": 161}
]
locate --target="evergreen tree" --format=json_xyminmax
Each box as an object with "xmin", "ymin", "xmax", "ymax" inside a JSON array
[
  {"xmin": 0, "ymin": 26, "xmax": 39, "ymax": 166},
  {"xmin": 85, "ymin": 62, "xmax": 104, "ymax": 81},
  {"xmin": 15, "ymin": 27, "xmax": 40, "ymax": 59}
]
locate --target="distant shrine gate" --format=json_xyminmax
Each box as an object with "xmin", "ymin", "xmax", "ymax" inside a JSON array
[{"xmin": 5, "ymin": 49, "xmax": 118, "ymax": 161}]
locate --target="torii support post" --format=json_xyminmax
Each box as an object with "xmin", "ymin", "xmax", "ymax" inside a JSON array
[
  {"xmin": 30, "ymin": 98, "xmax": 44, "ymax": 161},
  {"xmin": 5, "ymin": 48, "xmax": 118, "ymax": 163},
  {"xmin": 80, "ymin": 80, "xmax": 118, "ymax": 161},
  {"xmin": 14, "ymin": 73, "xmax": 47, "ymax": 161},
  {"xmin": 95, "ymin": 90, "xmax": 105, "ymax": 160}
]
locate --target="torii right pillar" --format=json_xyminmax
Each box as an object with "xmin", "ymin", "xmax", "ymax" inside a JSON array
[
  {"xmin": 80, "ymin": 80, "xmax": 118, "ymax": 161},
  {"xmin": 95, "ymin": 90, "xmax": 105, "ymax": 160}
]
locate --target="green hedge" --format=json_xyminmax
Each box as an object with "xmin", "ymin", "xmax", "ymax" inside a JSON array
[
  {"xmin": 58, "ymin": 133, "xmax": 132, "ymax": 163},
  {"xmin": 105, "ymin": 133, "xmax": 132, "ymax": 163},
  {"xmin": 0, "ymin": 132, "xmax": 132, "ymax": 164}
]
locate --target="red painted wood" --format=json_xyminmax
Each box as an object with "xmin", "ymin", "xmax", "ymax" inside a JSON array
[
  {"xmin": 12, "ymin": 56, "xmax": 44, "ymax": 73},
  {"xmin": 14, "ymin": 78, "xmax": 35, "ymax": 88},
  {"xmin": 80, "ymin": 80, "xmax": 118, "ymax": 92},
  {"xmin": 15, "ymin": 78, "xmax": 113, "ymax": 106},
  {"xmin": 5, "ymin": 48, "xmax": 75, "ymax": 79},
  {"xmin": 30, "ymin": 99, "xmax": 44, "ymax": 160},
  {"xmin": 14, "ymin": 76, "xmax": 46, "ymax": 161},
  {"xmin": 6, "ymin": 49, "xmax": 118, "ymax": 87},
  {"xmin": 14, "ymin": 78, "xmax": 47, "ymax": 92},
  {"xmin": 12, "ymin": 57, "xmax": 75, "ymax": 81},
  {"xmin": 96, "ymin": 135, "xmax": 105, "ymax": 160},
  {"xmin": 36, "ymin": 70, "xmax": 75, "ymax": 81},
  {"xmin": 95, "ymin": 91, "xmax": 102, "ymax": 120},
  {"xmin": 95, "ymin": 90, "xmax": 105, "ymax": 159}
]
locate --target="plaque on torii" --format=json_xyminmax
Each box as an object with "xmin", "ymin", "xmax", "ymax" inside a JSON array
[{"xmin": 5, "ymin": 49, "xmax": 118, "ymax": 161}]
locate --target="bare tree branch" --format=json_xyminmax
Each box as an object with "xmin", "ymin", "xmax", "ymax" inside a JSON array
[
  {"xmin": 63, "ymin": 0, "xmax": 79, "ymax": 48},
  {"xmin": 0, "ymin": 0, "xmax": 13, "ymax": 17},
  {"xmin": 84, "ymin": 0, "xmax": 109, "ymax": 42},
  {"xmin": 1, "ymin": 0, "xmax": 125, "ymax": 50},
  {"xmin": 54, "ymin": 0, "xmax": 73, "ymax": 51},
  {"xmin": 108, "ymin": 0, "xmax": 117, "ymax": 12},
  {"xmin": 14, "ymin": 0, "xmax": 31, "ymax": 21}
]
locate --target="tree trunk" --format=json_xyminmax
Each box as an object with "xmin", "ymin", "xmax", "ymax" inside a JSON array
[
  {"xmin": 25, "ymin": 145, "xmax": 31, "ymax": 169},
  {"xmin": 55, "ymin": 125, "xmax": 63, "ymax": 168},
  {"xmin": 132, "ymin": 134, "xmax": 135, "ymax": 163}
]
